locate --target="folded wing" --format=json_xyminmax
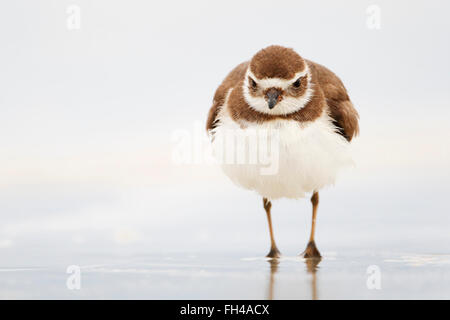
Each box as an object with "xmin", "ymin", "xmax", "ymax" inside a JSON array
[{"xmin": 307, "ymin": 60, "xmax": 359, "ymax": 141}]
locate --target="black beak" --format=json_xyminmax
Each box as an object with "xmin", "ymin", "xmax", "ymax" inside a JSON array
[{"xmin": 266, "ymin": 89, "xmax": 281, "ymax": 109}]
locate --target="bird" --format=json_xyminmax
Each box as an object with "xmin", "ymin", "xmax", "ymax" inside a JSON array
[{"xmin": 206, "ymin": 45, "xmax": 359, "ymax": 259}]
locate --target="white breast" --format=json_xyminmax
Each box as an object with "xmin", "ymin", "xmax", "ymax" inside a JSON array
[{"xmin": 210, "ymin": 98, "xmax": 354, "ymax": 200}]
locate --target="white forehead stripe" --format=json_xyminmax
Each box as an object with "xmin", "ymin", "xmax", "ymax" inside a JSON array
[
  {"xmin": 246, "ymin": 66, "xmax": 310, "ymax": 89},
  {"xmin": 242, "ymin": 65, "xmax": 314, "ymax": 116}
]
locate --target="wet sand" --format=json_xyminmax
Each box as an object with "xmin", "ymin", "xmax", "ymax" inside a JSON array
[{"xmin": 0, "ymin": 250, "xmax": 449, "ymax": 299}]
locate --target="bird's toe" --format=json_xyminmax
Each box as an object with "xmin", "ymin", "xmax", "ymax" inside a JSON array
[
  {"xmin": 266, "ymin": 247, "xmax": 281, "ymax": 259},
  {"xmin": 302, "ymin": 241, "xmax": 321, "ymax": 259}
]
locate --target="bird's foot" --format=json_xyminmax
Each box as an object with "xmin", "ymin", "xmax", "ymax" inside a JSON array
[
  {"xmin": 266, "ymin": 247, "xmax": 281, "ymax": 259},
  {"xmin": 302, "ymin": 241, "xmax": 321, "ymax": 259}
]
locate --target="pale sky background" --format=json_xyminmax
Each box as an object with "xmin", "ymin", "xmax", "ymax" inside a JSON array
[{"xmin": 0, "ymin": 0, "xmax": 449, "ymax": 265}]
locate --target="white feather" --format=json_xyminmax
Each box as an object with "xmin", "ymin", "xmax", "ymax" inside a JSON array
[{"xmin": 211, "ymin": 92, "xmax": 354, "ymax": 199}]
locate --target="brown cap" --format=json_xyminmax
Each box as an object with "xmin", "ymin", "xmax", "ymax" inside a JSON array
[{"xmin": 250, "ymin": 45, "xmax": 306, "ymax": 80}]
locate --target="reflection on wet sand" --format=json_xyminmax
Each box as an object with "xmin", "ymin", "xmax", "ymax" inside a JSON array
[
  {"xmin": 267, "ymin": 259, "xmax": 280, "ymax": 300},
  {"xmin": 266, "ymin": 257, "xmax": 321, "ymax": 300},
  {"xmin": 305, "ymin": 257, "xmax": 321, "ymax": 300}
]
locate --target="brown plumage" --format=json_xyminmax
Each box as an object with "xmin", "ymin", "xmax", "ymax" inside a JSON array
[
  {"xmin": 307, "ymin": 61, "xmax": 359, "ymax": 141},
  {"xmin": 206, "ymin": 47, "xmax": 359, "ymax": 142},
  {"xmin": 250, "ymin": 46, "xmax": 306, "ymax": 79}
]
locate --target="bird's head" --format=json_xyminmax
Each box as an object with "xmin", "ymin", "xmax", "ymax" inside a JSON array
[{"xmin": 243, "ymin": 45, "xmax": 313, "ymax": 115}]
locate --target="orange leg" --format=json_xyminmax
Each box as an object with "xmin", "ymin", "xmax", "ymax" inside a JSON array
[
  {"xmin": 263, "ymin": 198, "xmax": 281, "ymax": 258},
  {"xmin": 303, "ymin": 192, "xmax": 322, "ymax": 258}
]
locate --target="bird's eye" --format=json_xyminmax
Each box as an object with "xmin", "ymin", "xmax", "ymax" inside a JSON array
[
  {"xmin": 249, "ymin": 77, "xmax": 257, "ymax": 89},
  {"xmin": 292, "ymin": 78, "xmax": 301, "ymax": 88}
]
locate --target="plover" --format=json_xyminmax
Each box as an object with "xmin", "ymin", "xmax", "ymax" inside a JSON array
[{"xmin": 207, "ymin": 45, "xmax": 359, "ymax": 258}]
